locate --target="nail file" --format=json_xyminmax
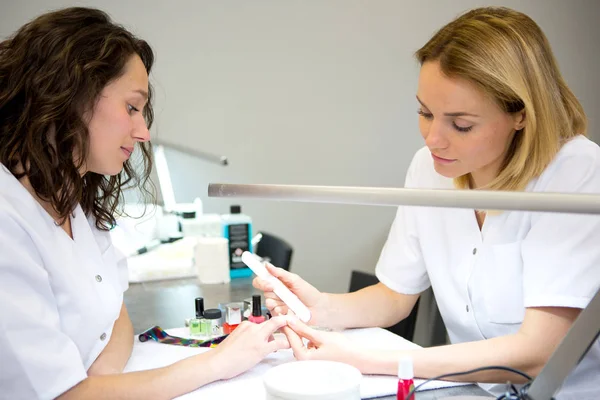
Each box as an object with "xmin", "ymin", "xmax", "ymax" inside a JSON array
[{"xmin": 241, "ymin": 251, "xmax": 312, "ymax": 323}]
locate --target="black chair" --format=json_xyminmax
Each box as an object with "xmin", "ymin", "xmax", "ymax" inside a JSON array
[
  {"xmin": 254, "ymin": 232, "xmax": 293, "ymax": 271},
  {"xmin": 348, "ymin": 270, "xmax": 420, "ymax": 341}
]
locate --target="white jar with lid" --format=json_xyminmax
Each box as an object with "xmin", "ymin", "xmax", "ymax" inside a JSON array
[{"xmin": 263, "ymin": 360, "xmax": 362, "ymax": 400}]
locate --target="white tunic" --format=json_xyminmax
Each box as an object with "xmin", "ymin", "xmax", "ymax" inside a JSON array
[
  {"xmin": 0, "ymin": 164, "xmax": 128, "ymax": 399},
  {"xmin": 376, "ymin": 135, "xmax": 600, "ymax": 399}
]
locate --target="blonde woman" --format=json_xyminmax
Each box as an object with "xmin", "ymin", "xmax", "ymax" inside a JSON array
[{"xmin": 254, "ymin": 7, "xmax": 599, "ymax": 399}]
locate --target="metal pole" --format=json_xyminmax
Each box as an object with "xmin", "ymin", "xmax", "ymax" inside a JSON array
[{"xmin": 207, "ymin": 183, "xmax": 600, "ymax": 215}]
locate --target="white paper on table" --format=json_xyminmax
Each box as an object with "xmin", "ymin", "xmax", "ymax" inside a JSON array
[{"xmin": 124, "ymin": 327, "xmax": 467, "ymax": 399}]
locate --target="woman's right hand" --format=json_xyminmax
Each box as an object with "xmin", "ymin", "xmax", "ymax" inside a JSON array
[{"xmin": 252, "ymin": 263, "xmax": 330, "ymax": 327}]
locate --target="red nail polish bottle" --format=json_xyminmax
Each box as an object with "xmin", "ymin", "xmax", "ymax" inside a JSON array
[
  {"xmin": 223, "ymin": 303, "xmax": 242, "ymax": 334},
  {"xmin": 248, "ymin": 294, "xmax": 266, "ymax": 323},
  {"xmin": 397, "ymin": 357, "xmax": 415, "ymax": 400}
]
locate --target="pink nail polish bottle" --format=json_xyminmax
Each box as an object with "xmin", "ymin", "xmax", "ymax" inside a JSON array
[{"xmin": 248, "ymin": 294, "xmax": 266, "ymax": 324}]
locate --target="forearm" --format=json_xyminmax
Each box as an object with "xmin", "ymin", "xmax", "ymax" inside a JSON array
[
  {"xmin": 88, "ymin": 303, "xmax": 134, "ymax": 375},
  {"xmin": 60, "ymin": 351, "xmax": 221, "ymax": 399},
  {"xmin": 324, "ymin": 283, "xmax": 419, "ymax": 330},
  {"xmin": 360, "ymin": 333, "xmax": 547, "ymax": 383},
  {"xmin": 361, "ymin": 307, "xmax": 579, "ymax": 383}
]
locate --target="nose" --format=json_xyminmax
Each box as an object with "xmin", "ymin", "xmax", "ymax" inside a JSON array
[
  {"xmin": 132, "ymin": 114, "xmax": 150, "ymax": 143},
  {"xmin": 423, "ymin": 119, "xmax": 449, "ymax": 150}
]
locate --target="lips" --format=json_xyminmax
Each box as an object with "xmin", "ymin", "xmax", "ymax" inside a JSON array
[
  {"xmin": 433, "ymin": 154, "xmax": 453, "ymax": 161},
  {"xmin": 121, "ymin": 146, "xmax": 133, "ymax": 157},
  {"xmin": 431, "ymin": 153, "xmax": 456, "ymax": 164}
]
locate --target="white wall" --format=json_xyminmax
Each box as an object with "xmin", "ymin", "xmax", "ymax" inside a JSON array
[{"xmin": 2, "ymin": 1, "xmax": 599, "ymax": 293}]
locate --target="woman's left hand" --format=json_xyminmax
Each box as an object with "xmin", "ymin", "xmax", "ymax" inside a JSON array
[{"xmin": 282, "ymin": 317, "xmax": 370, "ymax": 373}]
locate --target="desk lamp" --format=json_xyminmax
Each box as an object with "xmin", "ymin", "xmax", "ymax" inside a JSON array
[
  {"xmin": 153, "ymin": 140, "xmax": 227, "ymax": 212},
  {"xmin": 207, "ymin": 183, "xmax": 600, "ymax": 400}
]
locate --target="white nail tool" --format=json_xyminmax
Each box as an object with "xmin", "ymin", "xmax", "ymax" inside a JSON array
[{"xmin": 241, "ymin": 251, "xmax": 312, "ymax": 323}]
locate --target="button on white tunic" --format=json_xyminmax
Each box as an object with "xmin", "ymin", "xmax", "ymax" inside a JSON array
[{"xmin": 0, "ymin": 164, "xmax": 128, "ymax": 399}]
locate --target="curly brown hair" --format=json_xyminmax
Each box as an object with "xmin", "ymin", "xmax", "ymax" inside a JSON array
[{"xmin": 0, "ymin": 7, "xmax": 155, "ymax": 230}]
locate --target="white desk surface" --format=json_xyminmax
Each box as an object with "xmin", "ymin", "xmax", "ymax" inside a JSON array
[{"xmin": 124, "ymin": 326, "xmax": 470, "ymax": 399}]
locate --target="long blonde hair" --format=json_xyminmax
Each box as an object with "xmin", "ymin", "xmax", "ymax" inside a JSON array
[{"xmin": 416, "ymin": 7, "xmax": 587, "ymax": 191}]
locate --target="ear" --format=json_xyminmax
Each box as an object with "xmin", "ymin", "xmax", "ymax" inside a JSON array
[{"xmin": 513, "ymin": 110, "xmax": 526, "ymax": 131}]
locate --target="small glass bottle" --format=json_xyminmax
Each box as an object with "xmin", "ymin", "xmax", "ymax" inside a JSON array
[
  {"xmin": 202, "ymin": 308, "xmax": 223, "ymax": 338},
  {"xmin": 223, "ymin": 302, "xmax": 242, "ymax": 334},
  {"xmin": 189, "ymin": 297, "xmax": 204, "ymax": 336},
  {"xmin": 396, "ymin": 356, "xmax": 415, "ymax": 400},
  {"xmin": 248, "ymin": 295, "xmax": 266, "ymax": 324}
]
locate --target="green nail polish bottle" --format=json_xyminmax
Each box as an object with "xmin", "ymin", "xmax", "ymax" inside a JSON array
[{"xmin": 189, "ymin": 297, "xmax": 204, "ymax": 336}]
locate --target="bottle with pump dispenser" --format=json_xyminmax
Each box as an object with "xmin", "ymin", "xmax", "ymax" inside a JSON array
[{"xmin": 221, "ymin": 205, "xmax": 253, "ymax": 278}]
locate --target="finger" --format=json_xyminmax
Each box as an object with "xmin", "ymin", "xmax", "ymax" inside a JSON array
[
  {"xmin": 273, "ymin": 305, "xmax": 289, "ymax": 316},
  {"xmin": 259, "ymin": 315, "xmax": 290, "ymax": 337},
  {"xmin": 253, "ymin": 277, "xmax": 274, "ymax": 292},
  {"xmin": 265, "ymin": 297, "xmax": 285, "ymax": 309},
  {"xmin": 287, "ymin": 317, "xmax": 323, "ymax": 344},
  {"xmin": 266, "ymin": 335, "xmax": 291, "ymax": 353},
  {"xmin": 264, "ymin": 292, "xmax": 283, "ymax": 302},
  {"xmin": 265, "ymin": 263, "xmax": 301, "ymax": 288},
  {"xmin": 233, "ymin": 320, "xmax": 253, "ymax": 333},
  {"xmin": 265, "ymin": 298, "xmax": 288, "ymax": 316},
  {"xmin": 282, "ymin": 326, "xmax": 303, "ymax": 349},
  {"xmin": 252, "ymin": 277, "xmax": 262, "ymax": 289},
  {"xmin": 282, "ymin": 326, "xmax": 310, "ymax": 360},
  {"xmin": 286, "ymin": 309, "xmax": 297, "ymax": 318}
]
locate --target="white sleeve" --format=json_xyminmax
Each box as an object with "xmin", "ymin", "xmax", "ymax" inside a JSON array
[
  {"xmin": 375, "ymin": 151, "xmax": 430, "ymax": 294},
  {"xmin": 0, "ymin": 212, "xmax": 87, "ymax": 400},
  {"xmin": 522, "ymin": 152, "xmax": 600, "ymax": 309}
]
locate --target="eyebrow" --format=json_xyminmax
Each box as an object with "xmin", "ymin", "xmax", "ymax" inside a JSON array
[
  {"xmin": 416, "ymin": 96, "xmax": 480, "ymax": 118},
  {"xmin": 133, "ymin": 89, "xmax": 149, "ymax": 100}
]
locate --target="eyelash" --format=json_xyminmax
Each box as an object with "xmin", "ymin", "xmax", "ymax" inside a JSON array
[
  {"xmin": 127, "ymin": 104, "xmax": 140, "ymax": 114},
  {"xmin": 417, "ymin": 110, "xmax": 473, "ymax": 133}
]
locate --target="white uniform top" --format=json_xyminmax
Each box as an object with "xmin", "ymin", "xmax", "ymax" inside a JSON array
[
  {"xmin": 0, "ymin": 164, "xmax": 128, "ymax": 400},
  {"xmin": 376, "ymin": 135, "xmax": 600, "ymax": 399}
]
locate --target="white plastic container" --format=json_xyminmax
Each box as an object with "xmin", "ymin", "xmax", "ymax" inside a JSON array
[
  {"xmin": 157, "ymin": 212, "xmax": 182, "ymax": 242},
  {"xmin": 194, "ymin": 237, "xmax": 231, "ymax": 284},
  {"xmin": 181, "ymin": 213, "xmax": 222, "ymax": 238},
  {"xmin": 263, "ymin": 360, "xmax": 362, "ymax": 400}
]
